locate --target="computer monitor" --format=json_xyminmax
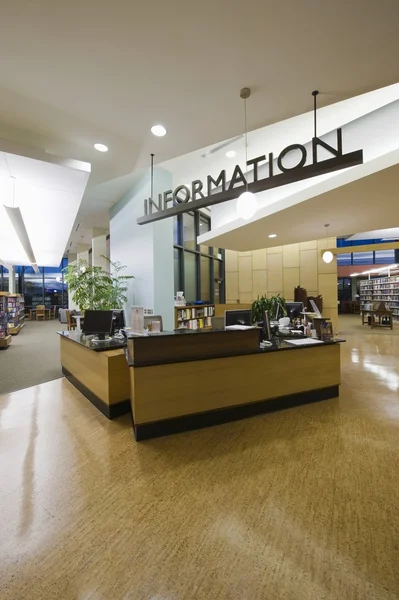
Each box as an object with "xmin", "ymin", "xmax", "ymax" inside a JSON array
[
  {"xmin": 82, "ymin": 310, "xmax": 114, "ymax": 340},
  {"xmin": 224, "ymin": 309, "xmax": 252, "ymax": 327},
  {"xmin": 112, "ymin": 309, "xmax": 125, "ymax": 333},
  {"xmin": 285, "ymin": 302, "xmax": 304, "ymax": 319}
]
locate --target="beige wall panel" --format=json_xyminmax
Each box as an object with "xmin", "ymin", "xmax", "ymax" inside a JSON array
[
  {"xmin": 283, "ymin": 268, "xmax": 300, "ymax": 300},
  {"xmin": 318, "ymin": 273, "xmax": 338, "ymax": 308},
  {"xmin": 318, "ymin": 254, "xmax": 337, "ymax": 275},
  {"xmin": 239, "ymin": 292, "xmax": 254, "ymax": 303},
  {"xmin": 299, "ymin": 240, "xmax": 317, "ymax": 250},
  {"xmin": 283, "ymin": 244, "xmax": 300, "ymax": 268},
  {"xmin": 307, "ymin": 291, "xmax": 318, "ymax": 298},
  {"xmin": 323, "ymin": 307, "xmax": 339, "ymax": 335},
  {"xmin": 253, "ymin": 270, "xmax": 267, "ymax": 298},
  {"xmin": 238, "ymin": 256, "xmax": 253, "ymax": 293},
  {"xmin": 300, "ymin": 249, "xmax": 318, "ymax": 291},
  {"xmin": 267, "ymin": 246, "xmax": 283, "ymax": 255},
  {"xmin": 225, "ymin": 249, "xmax": 238, "ymax": 272},
  {"xmin": 267, "ymin": 253, "xmax": 283, "ymax": 291},
  {"xmin": 239, "ymin": 251, "xmax": 252, "ymax": 257},
  {"xmin": 252, "ymin": 249, "xmax": 267, "ymax": 270},
  {"xmin": 226, "ymin": 272, "xmax": 239, "ymax": 302}
]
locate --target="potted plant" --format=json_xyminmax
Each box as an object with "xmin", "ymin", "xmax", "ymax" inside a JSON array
[
  {"xmin": 63, "ymin": 257, "xmax": 134, "ymax": 312},
  {"xmin": 251, "ymin": 294, "xmax": 287, "ymax": 323}
]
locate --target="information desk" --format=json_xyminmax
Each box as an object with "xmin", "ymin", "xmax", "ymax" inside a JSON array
[
  {"xmin": 58, "ymin": 331, "xmax": 130, "ymax": 418},
  {"xmin": 126, "ymin": 329, "xmax": 342, "ymax": 441}
]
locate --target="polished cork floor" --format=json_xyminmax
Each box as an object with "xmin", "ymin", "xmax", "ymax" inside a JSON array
[{"xmin": 1, "ymin": 316, "xmax": 399, "ymax": 600}]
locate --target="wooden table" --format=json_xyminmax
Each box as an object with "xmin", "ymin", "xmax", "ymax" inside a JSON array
[
  {"xmin": 361, "ymin": 309, "xmax": 393, "ymax": 329},
  {"xmin": 29, "ymin": 308, "xmax": 52, "ymax": 320}
]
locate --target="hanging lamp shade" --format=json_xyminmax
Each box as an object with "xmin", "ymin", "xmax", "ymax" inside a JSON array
[
  {"xmin": 322, "ymin": 250, "xmax": 334, "ymax": 264},
  {"xmin": 237, "ymin": 191, "xmax": 257, "ymax": 220}
]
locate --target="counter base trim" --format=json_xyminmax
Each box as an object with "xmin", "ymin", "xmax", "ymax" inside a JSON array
[
  {"xmin": 63, "ymin": 368, "xmax": 131, "ymax": 420},
  {"xmin": 133, "ymin": 385, "xmax": 339, "ymax": 441}
]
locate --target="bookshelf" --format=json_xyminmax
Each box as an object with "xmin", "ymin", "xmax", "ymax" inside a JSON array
[
  {"xmin": 174, "ymin": 304, "xmax": 215, "ymax": 330},
  {"xmin": 359, "ymin": 276, "xmax": 399, "ymax": 320},
  {"xmin": 7, "ymin": 293, "xmax": 25, "ymax": 335},
  {"xmin": 0, "ymin": 293, "xmax": 11, "ymax": 348}
]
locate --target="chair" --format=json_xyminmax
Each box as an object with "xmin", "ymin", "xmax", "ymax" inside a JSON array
[
  {"xmin": 50, "ymin": 306, "xmax": 57, "ymax": 320},
  {"xmin": 66, "ymin": 310, "xmax": 76, "ymax": 331},
  {"xmin": 144, "ymin": 315, "xmax": 163, "ymax": 331},
  {"xmin": 36, "ymin": 305, "xmax": 45, "ymax": 321}
]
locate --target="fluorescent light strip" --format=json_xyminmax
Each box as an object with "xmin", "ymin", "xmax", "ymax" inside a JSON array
[
  {"xmin": 3, "ymin": 205, "xmax": 39, "ymax": 273},
  {"xmin": 350, "ymin": 264, "xmax": 398, "ymax": 277}
]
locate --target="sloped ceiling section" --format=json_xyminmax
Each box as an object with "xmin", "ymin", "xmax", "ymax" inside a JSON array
[
  {"xmin": 195, "ymin": 85, "xmax": 399, "ymax": 251},
  {"xmin": 0, "ymin": 143, "xmax": 90, "ymax": 266}
]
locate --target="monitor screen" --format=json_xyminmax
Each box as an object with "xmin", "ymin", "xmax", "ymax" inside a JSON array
[
  {"xmin": 224, "ymin": 309, "xmax": 252, "ymax": 327},
  {"xmin": 285, "ymin": 302, "xmax": 304, "ymax": 319},
  {"xmin": 112, "ymin": 309, "xmax": 125, "ymax": 332},
  {"xmin": 83, "ymin": 310, "xmax": 114, "ymax": 337}
]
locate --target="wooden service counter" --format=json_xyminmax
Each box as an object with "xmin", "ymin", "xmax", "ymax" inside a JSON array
[
  {"xmin": 58, "ymin": 331, "xmax": 130, "ymax": 418},
  {"xmin": 126, "ymin": 329, "xmax": 343, "ymax": 441}
]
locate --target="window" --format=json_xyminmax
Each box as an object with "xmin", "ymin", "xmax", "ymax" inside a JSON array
[
  {"xmin": 337, "ymin": 253, "xmax": 352, "ymax": 266},
  {"xmin": 352, "ymin": 252, "xmax": 373, "ymax": 265},
  {"xmin": 375, "ymin": 249, "xmax": 395, "ymax": 264},
  {"xmin": 183, "ymin": 252, "xmax": 197, "ymax": 303},
  {"xmin": 173, "ymin": 212, "xmax": 225, "ymax": 304}
]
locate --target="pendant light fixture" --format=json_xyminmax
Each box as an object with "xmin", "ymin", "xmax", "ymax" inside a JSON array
[
  {"xmin": 322, "ymin": 223, "xmax": 334, "ymax": 264},
  {"xmin": 236, "ymin": 88, "xmax": 257, "ymax": 220}
]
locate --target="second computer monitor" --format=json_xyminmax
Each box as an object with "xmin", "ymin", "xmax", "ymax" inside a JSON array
[
  {"xmin": 82, "ymin": 310, "xmax": 114, "ymax": 340},
  {"xmin": 285, "ymin": 302, "xmax": 304, "ymax": 319},
  {"xmin": 224, "ymin": 309, "xmax": 252, "ymax": 327}
]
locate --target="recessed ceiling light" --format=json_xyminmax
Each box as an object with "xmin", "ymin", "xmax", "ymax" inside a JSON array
[
  {"xmin": 151, "ymin": 124, "xmax": 167, "ymax": 137},
  {"xmin": 94, "ymin": 143, "xmax": 108, "ymax": 152},
  {"xmin": 269, "ymin": 234, "xmax": 277, "ymax": 238},
  {"xmin": 226, "ymin": 150, "xmax": 236, "ymax": 158}
]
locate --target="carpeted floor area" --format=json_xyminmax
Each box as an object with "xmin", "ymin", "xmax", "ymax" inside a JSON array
[{"xmin": 0, "ymin": 319, "xmax": 64, "ymax": 394}]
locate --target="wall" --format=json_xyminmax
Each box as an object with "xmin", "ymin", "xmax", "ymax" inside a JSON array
[
  {"xmin": 110, "ymin": 169, "xmax": 174, "ymax": 330},
  {"xmin": 225, "ymin": 237, "xmax": 338, "ymax": 331}
]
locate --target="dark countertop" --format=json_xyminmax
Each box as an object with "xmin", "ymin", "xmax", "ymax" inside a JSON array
[
  {"xmin": 58, "ymin": 330, "xmax": 126, "ymax": 352},
  {"xmin": 58, "ymin": 328, "xmax": 344, "ymax": 361}
]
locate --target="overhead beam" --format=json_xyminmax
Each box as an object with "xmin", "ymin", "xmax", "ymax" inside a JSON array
[{"xmin": 321, "ymin": 241, "xmax": 399, "ymax": 256}]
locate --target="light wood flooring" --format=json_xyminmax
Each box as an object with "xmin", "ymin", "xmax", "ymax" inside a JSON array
[{"xmin": 0, "ymin": 315, "xmax": 398, "ymax": 599}]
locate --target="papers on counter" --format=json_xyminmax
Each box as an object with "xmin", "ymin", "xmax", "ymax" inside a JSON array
[
  {"xmin": 225, "ymin": 325, "xmax": 257, "ymax": 331},
  {"xmin": 284, "ymin": 338, "xmax": 324, "ymax": 346}
]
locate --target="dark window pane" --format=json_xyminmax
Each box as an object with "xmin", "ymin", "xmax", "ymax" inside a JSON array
[
  {"xmin": 174, "ymin": 248, "xmax": 180, "ymax": 294},
  {"xmin": 200, "ymin": 256, "xmax": 211, "ymax": 303},
  {"xmin": 337, "ymin": 253, "xmax": 352, "ymax": 266},
  {"xmin": 352, "ymin": 251, "xmax": 373, "ymax": 265},
  {"xmin": 199, "ymin": 216, "xmax": 211, "ymax": 255},
  {"xmin": 375, "ymin": 249, "xmax": 395, "ymax": 264},
  {"xmin": 183, "ymin": 213, "xmax": 196, "ymax": 250},
  {"xmin": 24, "ymin": 266, "xmax": 44, "ymax": 307},
  {"xmin": 184, "ymin": 252, "xmax": 197, "ymax": 302},
  {"xmin": 173, "ymin": 216, "xmax": 180, "ymax": 245}
]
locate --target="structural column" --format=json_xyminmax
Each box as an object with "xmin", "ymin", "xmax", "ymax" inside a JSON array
[{"xmin": 92, "ymin": 228, "xmax": 109, "ymax": 271}]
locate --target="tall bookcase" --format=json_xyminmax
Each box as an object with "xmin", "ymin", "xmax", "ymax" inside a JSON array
[
  {"xmin": 0, "ymin": 293, "xmax": 11, "ymax": 348},
  {"xmin": 7, "ymin": 293, "xmax": 25, "ymax": 335},
  {"xmin": 359, "ymin": 276, "xmax": 399, "ymax": 320},
  {"xmin": 174, "ymin": 304, "xmax": 215, "ymax": 330}
]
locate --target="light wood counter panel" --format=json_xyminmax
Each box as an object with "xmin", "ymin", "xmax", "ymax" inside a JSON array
[
  {"xmin": 60, "ymin": 336, "xmax": 130, "ymax": 418},
  {"xmin": 130, "ymin": 344, "xmax": 340, "ymax": 425}
]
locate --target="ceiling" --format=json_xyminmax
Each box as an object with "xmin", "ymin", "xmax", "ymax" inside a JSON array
[
  {"xmin": 0, "ymin": 145, "xmax": 90, "ymax": 265},
  {"xmin": 0, "ymin": 0, "xmax": 398, "ymax": 255},
  {"xmin": 197, "ymin": 161, "xmax": 399, "ymax": 251}
]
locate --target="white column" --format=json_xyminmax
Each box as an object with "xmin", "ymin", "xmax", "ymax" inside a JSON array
[
  {"xmin": 67, "ymin": 253, "xmax": 78, "ymax": 310},
  {"xmin": 110, "ymin": 167, "xmax": 174, "ymax": 330},
  {"xmin": 76, "ymin": 244, "xmax": 90, "ymax": 265},
  {"xmin": 8, "ymin": 267, "xmax": 16, "ymax": 293},
  {"xmin": 92, "ymin": 228, "xmax": 108, "ymax": 271}
]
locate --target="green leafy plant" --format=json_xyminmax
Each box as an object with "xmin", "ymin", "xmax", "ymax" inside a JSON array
[
  {"xmin": 251, "ymin": 294, "xmax": 287, "ymax": 323},
  {"xmin": 63, "ymin": 257, "xmax": 134, "ymax": 312}
]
